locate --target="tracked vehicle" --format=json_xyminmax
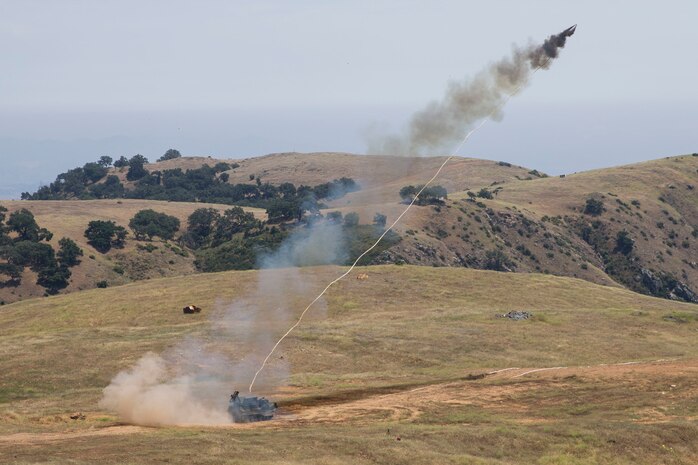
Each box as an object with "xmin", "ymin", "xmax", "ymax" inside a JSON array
[{"xmin": 228, "ymin": 391, "xmax": 277, "ymax": 422}]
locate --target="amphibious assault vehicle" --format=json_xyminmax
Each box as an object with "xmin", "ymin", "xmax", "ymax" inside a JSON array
[{"xmin": 228, "ymin": 391, "xmax": 277, "ymax": 422}]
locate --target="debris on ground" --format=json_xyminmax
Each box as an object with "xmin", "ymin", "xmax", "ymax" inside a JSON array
[
  {"xmin": 69, "ymin": 412, "xmax": 85, "ymax": 420},
  {"xmin": 183, "ymin": 304, "xmax": 202, "ymax": 314},
  {"xmin": 497, "ymin": 310, "xmax": 533, "ymax": 320},
  {"xmin": 356, "ymin": 273, "xmax": 369, "ymax": 280}
]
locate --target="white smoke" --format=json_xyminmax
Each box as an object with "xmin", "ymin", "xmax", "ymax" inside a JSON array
[{"xmin": 100, "ymin": 219, "xmax": 343, "ymax": 425}]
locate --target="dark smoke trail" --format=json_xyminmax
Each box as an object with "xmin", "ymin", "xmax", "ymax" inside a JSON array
[{"xmin": 367, "ymin": 25, "xmax": 576, "ymax": 156}]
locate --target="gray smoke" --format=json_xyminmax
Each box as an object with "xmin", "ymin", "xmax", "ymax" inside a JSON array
[
  {"xmin": 100, "ymin": 219, "xmax": 342, "ymax": 425},
  {"xmin": 368, "ymin": 26, "xmax": 576, "ymax": 156}
]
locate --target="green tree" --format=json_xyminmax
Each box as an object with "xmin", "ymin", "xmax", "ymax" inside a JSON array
[
  {"xmin": 7, "ymin": 209, "xmax": 53, "ymax": 242},
  {"xmin": 129, "ymin": 209, "xmax": 180, "ymax": 240},
  {"xmin": 126, "ymin": 154, "xmax": 149, "ymax": 181},
  {"xmin": 185, "ymin": 208, "xmax": 221, "ymax": 248},
  {"xmin": 0, "ymin": 205, "xmax": 8, "ymax": 243},
  {"xmin": 113, "ymin": 156, "xmax": 129, "ymax": 168},
  {"xmin": 266, "ymin": 199, "xmax": 301, "ymax": 224},
  {"xmin": 0, "ymin": 205, "xmax": 7, "ymax": 228},
  {"xmin": 476, "ymin": 188, "xmax": 493, "ymax": 200},
  {"xmin": 399, "ymin": 185, "xmax": 418, "ymax": 201},
  {"xmin": 82, "ymin": 162, "xmax": 108, "ymax": 183},
  {"xmin": 422, "ymin": 185, "xmax": 448, "ymax": 202},
  {"xmin": 0, "ymin": 262, "xmax": 22, "ymax": 284},
  {"xmin": 8, "ymin": 241, "xmax": 56, "ymax": 271},
  {"xmin": 157, "ymin": 149, "xmax": 182, "ymax": 162},
  {"xmin": 399, "ymin": 185, "xmax": 447, "ymax": 205},
  {"xmin": 57, "ymin": 237, "xmax": 83, "ymax": 267},
  {"xmin": 212, "ymin": 207, "xmax": 259, "ymax": 245},
  {"xmin": 37, "ymin": 264, "xmax": 71, "ymax": 294},
  {"xmin": 98, "ymin": 156, "xmax": 113, "ymax": 167},
  {"xmin": 213, "ymin": 162, "xmax": 231, "ymax": 172},
  {"xmin": 343, "ymin": 212, "xmax": 360, "ymax": 227},
  {"xmin": 373, "ymin": 213, "xmax": 387, "ymax": 228},
  {"xmin": 84, "ymin": 220, "xmax": 128, "ymax": 253},
  {"xmin": 89, "ymin": 175, "xmax": 125, "ymax": 199}
]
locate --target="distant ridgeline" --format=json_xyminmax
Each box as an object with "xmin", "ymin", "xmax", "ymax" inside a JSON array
[{"xmin": 21, "ymin": 154, "xmax": 360, "ymax": 215}]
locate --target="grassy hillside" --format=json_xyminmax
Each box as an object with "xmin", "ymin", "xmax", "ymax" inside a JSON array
[
  {"xmin": 6, "ymin": 152, "xmax": 697, "ymax": 305},
  {"xmin": 1, "ymin": 266, "xmax": 697, "ymax": 463},
  {"xmin": 0, "ymin": 200, "xmax": 265, "ymax": 304}
]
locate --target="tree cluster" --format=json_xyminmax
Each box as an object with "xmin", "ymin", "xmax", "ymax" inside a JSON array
[
  {"xmin": 182, "ymin": 207, "xmax": 262, "ymax": 250},
  {"xmin": 0, "ymin": 206, "xmax": 82, "ymax": 294},
  {"xmin": 22, "ymin": 155, "xmax": 361, "ymax": 214}
]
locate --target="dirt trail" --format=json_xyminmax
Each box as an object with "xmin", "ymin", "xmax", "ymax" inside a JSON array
[
  {"xmin": 2, "ymin": 358, "xmax": 695, "ymax": 444},
  {"xmin": 278, "ymin": 358, "xmax": 697, "ymax": 425}
]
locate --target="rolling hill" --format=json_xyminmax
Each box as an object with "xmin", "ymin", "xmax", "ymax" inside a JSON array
[
  {"xmin": 1, "ymin": 266, "xmax": 696, "ymax": 463},
  {"xmin": 3, "ymin": 152, "xmax": 697, "ymax": 306}
]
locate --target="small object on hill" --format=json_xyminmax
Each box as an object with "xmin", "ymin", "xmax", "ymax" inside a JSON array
[
  {"xmin": 356, "ymin": 273, "xmax": 369, "ymax": 280},
  {"xmin": 183, "ymin": 304, "xmax": 202, "ymax": 314},
  {"xmin": 497, "ymin": 311, "xmax": 532, "ymax": 320},
  {"xmin": 69, "ymin": 412, "xmax": 85, "ymax": 420}
]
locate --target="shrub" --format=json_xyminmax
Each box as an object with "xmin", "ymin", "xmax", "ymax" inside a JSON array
[
  {"xmin": 476, "ymin": 188, "xmax": 493, "ymax": 199},
  {"xmin": 483, "ymin": 250, "xmax": 512, "ymax": 271},
  {"xmin": 96, "ymin": 280, "xmax": 109, "ymax": 288},
  {"xmin": 615, "ymin": 230, "xmax": 634, "ymax": 255},
  {"xmin": 126, "ymin": 154, "xmax": 149, "ymax": 181},
  {"xmin": 583, "ymin": 198, "xmax": 604, "ymax": 216}
]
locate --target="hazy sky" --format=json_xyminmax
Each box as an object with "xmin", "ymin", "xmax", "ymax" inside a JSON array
[{"xmin": 1, "ymin": 1, "xmax": 697, "ymax": 198}]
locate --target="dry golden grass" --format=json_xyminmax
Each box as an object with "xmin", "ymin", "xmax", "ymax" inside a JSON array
[{"xmin": 1, "ymin": 265, "xmax": 697, "ymax": 463}]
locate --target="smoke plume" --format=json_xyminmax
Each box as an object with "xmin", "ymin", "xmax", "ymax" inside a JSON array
[
  {"xmin": 368, "ymin": 26, "xmax": 576, "ymax": 155},
  {"xmin": 99, "ymin": 220, "xmax": 341, "ymax": 425}
]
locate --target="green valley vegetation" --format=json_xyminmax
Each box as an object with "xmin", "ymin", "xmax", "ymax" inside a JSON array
[
  {"xmin": 184, "ymin": 207, "xmax": 400, "ymax": 272},
  {"xmin": 0, "ymin": 206, "xmax": 82, "ymax": 294}
]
